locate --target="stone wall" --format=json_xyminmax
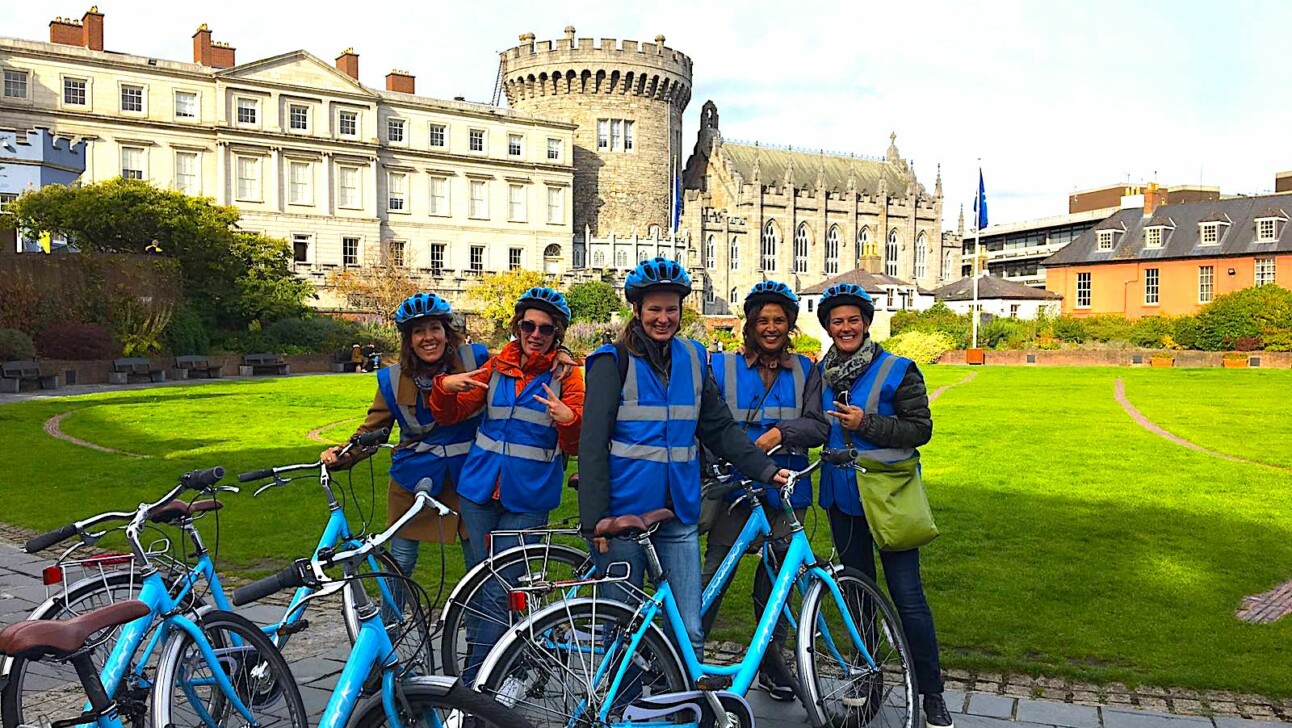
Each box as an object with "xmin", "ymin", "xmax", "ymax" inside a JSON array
[
  {"xmin": 14, "ymin": 354, "xmax": 336, "ymax": 388},
  {"xmin": 937, "ymin": 349, "xmax": 1292, "ymax": 368}
]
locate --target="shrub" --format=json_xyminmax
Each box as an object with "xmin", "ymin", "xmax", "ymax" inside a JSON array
[
  {"xmin": 882, "ymin": 330, "xmax": 956, "ymax": 366},
  {"xmin": 1129, "ymin": 316, "xmax": 1174, "ymax": 348},
  {"xmin": 1170, "ymin": 316, "xmax": 1201, "ymax": 350},
  {"xmin": 1195, "ymin": 285, "xmax": 1292, "ymax": 351},
  {"xmin": 36, "ymin": 323, "xmax": 117, "ymax": 360},
  {"xmin": 262, "ymin": 316, "xmax": 361, "ymax": 355},
  {"xmin": 566, "ymin": 280, "xmax": 620, "ymax": 323},
  {"xmin": 979, "ymin": 317, "xmax": 1031, "ymax": 350},
  {"xmin": 565, "ymin": 321, "xmax": 618, "ymax": 356},
  {"xmin": 166, "ymin": 305, "xmax": 211, "ymax": 355},
  {"xmin": 791, "ymin": 331, "xmax": 821, "ymax": 355},
  {"xmin": 1262, "ymin": 328, "xmax": 1292, "ymax": 352},
  {"xmin": 1051, "ymin": 316, "xmax": 1087, "ymax": 344},
  {"xmin": 0, "ymin": 329, "xmax": 37, "ymax": 362},
  {"xmin": 1083, "ymin": 314, "xmax": 1134, "ymax": 343},
  {"xmin": 891, "ymin": 302, "xmax": 970, "ymax": 349},
  {"xmin": 355, "ymin": 322, "xmax": 401, "ymax": 356},
  {"xmin": 0, "ymin": 278, "xmax": 41, "ymax": 335}
]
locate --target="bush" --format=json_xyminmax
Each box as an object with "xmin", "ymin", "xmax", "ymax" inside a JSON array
[
  {"xmin": 36, "ymin": 323, "xmax": 117, "ymax": 360},
  {"xmin": 1170, "ymin": 315, "xmax": 1201, "ymax": 350},
  {"xmin": 566, "ymin": 280, "xmax": 620, "ymax": 323},
  {"xmin": 791, "ymin": 331, "xmax": 821, "ymax": 355},
  {"xmin": 165, "ymin": 305, "xmax": 211, "ymax": 355},
  {"xmin": 1083, "ymin": 314, "xmax": 1134, "ymax": 343},
  {"xmin": 262, "ymin": 316, "xmax": 361, "ymax": 355},
  {"xmin": 0, "ymin": 279, "xmax": 41, "ymax": 335},
  {"xmin": 1129, "ymin": 316, "xmax": 1174, "ymax": 348},
  {"xmin": 882, "ymin": 330, "xmax": 956, "ymax": 366},
  {"xmin": 0, "ymin": 329, "xmax": 36, "ymax": 362},
  {"xmin": 1195, "ymin": 285, "xmax": 1292, "ymax": 351},
  {"xmin": 1051, "ymin": 316, "xmax": 1087, "ymax": 344},
  {"xmin": 891, "ymin": 302, "xmax": 970, "ymax": 349},
  {"xmin": 1262, "ymin": 328, "xmax": 1292, "ymax": 352},
  {"xmin": 565, "ymin": 321, "xmax": 618, "ymax": 356},
  {"xmin": 979, "ymin": 317, "xmax": 1031, "ymax": 350},
  {"xmin": 355, "ymin": 322, "xmax": 401, "ymax": 357}
]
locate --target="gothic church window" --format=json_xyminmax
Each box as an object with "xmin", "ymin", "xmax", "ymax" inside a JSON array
[
  {"xmin": 825, "ymin": 226, "xmax": 841, "ymax": 275},
  {"xmin": 762, "ymin": 221, "xmax": 779, "ymax": 272},
  {"xmin": 794, "ymin": 223, "xmax": 810, "ymax": 274},
  {"xmin": 915, "ymin": 233, "xmax": 928, "ymax": 279},
  {"xmin": 730, "ymin": 236, "xmax": 740, "ymax": 270},
  {"xmin": 886, "ymin": 230, "xmax": 899, "ymax": 277}
]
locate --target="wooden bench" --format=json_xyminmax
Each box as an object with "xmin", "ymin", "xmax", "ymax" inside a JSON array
[
  {"xmin": 173, "ymin": 355, "xmax": 223, "ymax": 380},
  {"xmin": 241, "ymin": 353, "xmax": 290, "ymax": 377},
  {"xmin": 332, "ymin": 349, "xmax": 361, "ymax": 373},
  {"xmin": 0, "ymin": 361, "xmax": 59, "ymax": 394},
  {"xmin": 110, "ymin": 357, "xmax": 166, "ymax": 385}
]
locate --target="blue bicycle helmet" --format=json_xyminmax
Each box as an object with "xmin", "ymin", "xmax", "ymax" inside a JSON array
[
  {"xmin": 743, "ymin": 280, "xmax": 800, "ymax": 319},
  {"xmin": 394, "ymin": 292, "xmax": 453, "ymax": 330},
  {"xmin": 816, "ymin": 282, "xmax": 875, "ymax": 327},
  {"xmin": 516, "ymin": 286, "xmax": 571, "ymax": 325},
  {"xmin": 624, "ymin": 256, "xmax": 692, "ymax": 303}
]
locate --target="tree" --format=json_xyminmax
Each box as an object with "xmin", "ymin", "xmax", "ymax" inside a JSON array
[
  {"xmin": 566, "ymin": 280, "xmax": 620, "ymax": 322},
  {"xmin": 326, "ymin": 261, "xmax": 420, "ymax": 320},
  {"xmin": 470, "ymin": 269, "xmax": 550, "ymax": 330}
]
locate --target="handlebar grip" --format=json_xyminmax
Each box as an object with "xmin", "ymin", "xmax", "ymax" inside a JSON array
[
  {"xmin": 181, "ymin": 466, "xmax": 226, "ymax": 490},
  {"xmin": 352, "ymin": 428, "xmax": 391, "ymax": 448},
  {"xmin": 821, "ymin": 448, "xmax": 860, "ymax": 466},
  {"xmin": 238, "ymin": 468, "xmax": 275, "ymax": 483},
  {"xmin": 232, "ymin": 562, "xmax": 307, "ymax": 606},
  {"xmin": 25, "ymin": 524, "xmax": 78, "ymax": 554},
  {"xmin": 413, "ymin": 477, "xmax": 435, "ymax": 497}
]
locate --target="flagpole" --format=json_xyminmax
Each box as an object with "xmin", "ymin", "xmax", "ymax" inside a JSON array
[{"xmin": 971, "ymin": 162, "xmax": 982, "ymax": 350}]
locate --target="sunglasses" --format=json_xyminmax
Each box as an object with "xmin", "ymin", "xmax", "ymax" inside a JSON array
[{"xmin": 520, "ymin": 320, "xmax": 556, "ymax": 337}]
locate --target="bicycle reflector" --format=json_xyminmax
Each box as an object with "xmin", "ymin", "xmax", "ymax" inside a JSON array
[
  {"xmin": 508, "ymin": 591, "xmax": 528, "ymax": 612},
  {"xmin": 42, "ymin": 565, "xmax": 63, "ymax": 586}
]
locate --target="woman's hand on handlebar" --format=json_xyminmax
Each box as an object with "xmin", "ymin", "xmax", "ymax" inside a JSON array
[
  {"xmin": 320, "ymin": 445, "xmax": 344, "ymax": 467},
  {"xmin": 771, "ymin": 468, "xmax": 792, "ymax": 486}
]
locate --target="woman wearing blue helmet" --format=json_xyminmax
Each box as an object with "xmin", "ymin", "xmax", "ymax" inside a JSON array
[
  {"xmin": 815, "ymin": 282, "xmax": 953, "ymax": 728},
  {"xmin": 320, "ymin": 292, "xmax": 490, "ymax": 579},
  {"xmin": 579, "ymin": 257, "xmax": 792, "ymax": 658},
  {"xmin": 701, "ymin": 279, "xmax": 829, "ymax": 701}
]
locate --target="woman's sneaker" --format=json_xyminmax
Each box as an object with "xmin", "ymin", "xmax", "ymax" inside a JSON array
[
  {"xmin": 924, "ymin": 693, "xmax": 955, "ymax": 728},
  {"xmin": 756, "ymin": 669, "xmax": 795, "ymax": 702}
]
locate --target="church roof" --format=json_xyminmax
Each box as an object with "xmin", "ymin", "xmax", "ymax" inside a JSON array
[
  {"xmin": 722, "ymin": 142, "xmax": 912, "ymax": 197},
  {"xmin": 932, "ymin": 276, "xmax": 1061, "ymax": 301},
  {"xmin": 798, "ymin": 268, "xmax": 914, "ymax": 295}
]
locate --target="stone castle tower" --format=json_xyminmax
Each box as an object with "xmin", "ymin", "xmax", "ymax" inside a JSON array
[{"xmin": 499, "ymin": 27, "xmax": 693, "ymax": 239}]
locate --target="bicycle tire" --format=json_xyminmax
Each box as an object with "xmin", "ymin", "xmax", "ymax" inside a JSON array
[
  {"xmin": 339, "ymin": 547, "xmax": 435, "ymax": 677},
  {"xmin": 151, "ymin": 609, "xmax": 307, "ymax": 728},
  {"xmin": 476, "ymin": 597, "xmax": 688, "ymax": 728},
  {"xmin": 438, "ymin": 542, "xmax": 591, "ymax": 678},
  {"xmin": 796, "ymin": 567, "xmax": 919, "ymax": 728},
  {"xmin": 349, "ymin": 676, "xmax": 532, "ymax": 728}
]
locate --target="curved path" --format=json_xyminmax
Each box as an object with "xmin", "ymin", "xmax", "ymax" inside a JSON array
[
  {"xmin": 306, "ymin": 417, "xmax": 363, "ymax": 444},
  {"xmin": 928, "ymin": 371, "xmax": 978, "ymax": 404},
  {"xmin": 43, "ymin": 409, "xmax": 151, "ymax": 458}
]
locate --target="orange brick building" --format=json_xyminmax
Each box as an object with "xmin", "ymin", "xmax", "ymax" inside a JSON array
[{"xmin": 1044, "ymin": 193, "xmax": 1290, "ymax": 317}]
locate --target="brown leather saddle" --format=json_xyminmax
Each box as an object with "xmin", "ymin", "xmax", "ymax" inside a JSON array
[
  {"xmin": 149, "ymin": 499, "xmax": 223, "ymax": 524},
  {"xmin": 593, "ymin": 508, "xmax": 676, "ymax": 538},
  {"xmin": 0, "ymin": 600, "xmax": 150, "ymax": 660}
]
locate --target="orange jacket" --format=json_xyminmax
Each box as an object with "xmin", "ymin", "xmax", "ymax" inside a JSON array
[{"xmin": 429, "ymin": 341, "xmax": 584, "ymax": 455}]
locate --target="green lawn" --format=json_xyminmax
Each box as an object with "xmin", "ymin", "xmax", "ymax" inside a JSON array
[{"xmin": 1, "ymin": 367, "xmax": 1289, "ymax": 696}]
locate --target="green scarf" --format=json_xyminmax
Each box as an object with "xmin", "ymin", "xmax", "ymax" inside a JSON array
[{"xmin": 821, "ymin": 337, "xmax": 879, "ymax": 394}]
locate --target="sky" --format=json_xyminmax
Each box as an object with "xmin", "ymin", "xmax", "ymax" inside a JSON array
[{"xmin": 5, "ymin": 0, "xmax": 1291, "ymax": 228}]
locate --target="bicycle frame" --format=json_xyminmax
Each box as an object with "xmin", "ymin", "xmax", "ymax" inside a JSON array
[{"xmin": 316, "ymin": 602, "xmax": 405, "ymax": 728}]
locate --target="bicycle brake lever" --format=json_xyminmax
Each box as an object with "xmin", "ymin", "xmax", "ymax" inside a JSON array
[
  {"xmin": 215, "ymin": 485, "xmax": 241, "ymax": 494},
  {"xmin": 253, "ymin": 481, "xmax": 280, "ymax": 498}
]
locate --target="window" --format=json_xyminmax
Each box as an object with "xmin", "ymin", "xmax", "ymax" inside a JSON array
[
  {"xmin": 572, "ymin": 245, "xmax": 584, "ymax": 268},
  {"xmin": 1145, "ymin": 227, "xmax": 1163, "ymax": 248},
  {"xmin": 761, "ymin": 221, "xmax": 779, "ymax": 271},
  {"xmin": 546, "ymin": 186, "xmax": 563, "ymax": 224},
  {"xmin": 1144, "ymin": 268, "xmax": 1159, "ymax": 305},
  {"xmin": 1097, "ymin": 230, "xmax": 1114, "ymax": 251},
  {"xmin": 342, "ymin": 236, "xmax": 359, "ymax": 267},
  {"xmin": 705, "ymin": 235, "xmax": 716, "ymax": 267},
  {"xmin": 120, "ymin": 84, "xmax": 144, "ymax": 112},
  {"xmin": 825, "ymin": 226, "xmax": 841, "ymax": 275},
  {"xmin": 175, "ymin": 152, "xmax": 198, "ymax": 195},
  {"xmin": 120, "ymin": 146, "xmax": 144, "ymax": 180},
  {"xmin": 3, "ymin": 70, "xmax": 28, "ymax": 99},
  {"xmin": 509, "ymin": 248, "xmax": 523, "ymax": 270},
  {"xmin": 63, "ymin": 77, "xmax": 87, "ymax": 106},
  {"xmin": 915, "ymin": 233, "xmax": 928, "ymax": 279},
  {"xmin": 793, "ymin": 224, "xmax": 810, "ymax": 273},
  {"xmin": 174, "ymin": 91, "xmax": 197, "ymax": 119},
  {"xmin": 547, "ymin": 138, "xmax": 562, "ymax": 161},
  {"xmin": 1076, "ymin": 272, "xmax": 1091, "ymax": 308},
  {"xmin": 624, "ymin": 121, "xmax": 635, "ymax": 151},
  {"xmin": 292, "ymin": 234, "xmax": 310, "ymax": 263},
  {"xmin": 338, "ymin": 166, "xmax": 360, "ymax": 208},
  {"xmin": 339, "ymin": 110, "xmax": 358, "ymax": 137},
  {"xmin": 235, "ymin": 156, "xmax": 261, "ymax": 201},
  {"xmin": 508, "ymin": 134, "xmax": 523, "ymax": 156},
  {"xmin": 469, "ymin": 129, "xmax": 485, "ymax": 152},
  {"xmin": 388, "ymin": 172, "xmax": 407, "ymax": 212},
  {"xmin": 470, "ymin": 245, "xmax": 485, "ymax": 272},
  {"xmin": 807, "ymin": 298, "xmax": 815, "ymax": 313},
  {"xmin": 592, "ymin": 250, "xmax": 605, "ymax": 268},
  {"xmin": 1010, "ymin": 304, "xmax": 1020, "ymax": 318},
  {"xmin": 429, "ymin": 243, "xmax": 445, "ymax": 275},
  {"xmin": 942, "ymin": 249, "xmax": 953, "ymax": 279},
  {"xmin": 508, "ymin": 184, "xmax": 526, "ymax": 222},
  {"xmin": 0, "ymin": 193, "xmax": 15, "ymax": 215},
  {"xmin": 1199, "ymin": 223, "xmax": 1219, "ymax": 245},
  {"xmin": 1256, "ymin": 218, "xmax": 1278, "ymax": 242},
  {"xmin": 1198, "ymin": 265, "xmax": 1214, "ymax": 303},
  {"xmin": 597, "ymin": 119, "xmax": 635, "ymax": 152},
  {"xmin": 429, "ymin": 124, "xmax": 446, "ymax": 147},
  {"xmin": 289, "ymin": 161, "xmax": 311, "ymax": 205},
  {"xmin": 429, "ymin": 177, "xmax": 449, "ymax": 216},
  {"xmin": 729, "ymin": 287, "xmax": 739, "ymax": 304},
  {"xmin": 236, "ymin": 97, "xmax": 257, "ymax": 125},
  {"xmin": 597, "ymin": 120, "xmax": 609, "ymax": 151},
  {"xmin": 388, "ymin": 240, "xmax": 405, "ymax": 267},
  {"xmin": 615, "ymin": 249, "xmax": 628, "ymax": 268},
  {"xmin": 859, "ymin": 227, "xmax": 874, "ymax": 257},
  {"xmin": 469, "ymin": 180, "xmax": 488, "ymax": 218},
  {"xmin": 1256, "ymin": 257, "xmax": 1276, "ymax": 286},
  {"xmin": 730, "ymin": 236, "xmax": 740, "ymax": 270},
  {"xmin": 387, "ymin": 118, "xmax": 405, "ymax": 143},
  {"xmin": 289, "ymin": 104, "xmax": 309, "ymax": 131},
  {"xmin": 705, "ymin": 285, "xmax": 716, "ymax": 304},
  {"xmin": 638, "ymin": 248, "xmax": 651, "ymax": 263},
  {"xmin": 885, "ymin": 230, "xmax": 899, "ymax": 277}
]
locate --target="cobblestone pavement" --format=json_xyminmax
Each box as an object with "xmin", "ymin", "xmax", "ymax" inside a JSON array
[{"xmin": 1, "ymin": 536, "xmax": 1287, "ymax": 728}]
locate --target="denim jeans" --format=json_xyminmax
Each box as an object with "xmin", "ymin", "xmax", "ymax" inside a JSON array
[
  {"xmin": 388, "ymin": 535, "xmax": 421, "ymax": 577},
  {"xmin": 592, "ymin": 518, "xmax": 703, "ymax": 656},
  {"xmin": 828, "ymin": 506, "xmax": 944, "ymax": 695},
  {"xmin": 457, "ymin": 496, "xmax": 549, "ymax": 683}
]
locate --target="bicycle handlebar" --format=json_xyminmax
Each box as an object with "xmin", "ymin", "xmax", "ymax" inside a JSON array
[
  {"xmin": 351, "ymin": 427, "xmax": 390, "ymax": 449},
  {"xmin": 238, "ymin": 468, "xmax": 275, "ymax": 483},
  {"xmin": 231, "ymin": 561, "xmax": 309, "ymax": 606},
  {"xmin": 703, "ymin": 447, "xmax": 858, "ymax": 503},
  {"xmin": 24, "ymin": 523, "xmax": 79, "ymax": 554},
  {"xmin": 180, "ymin": 466, "xmax": 225, "ymax": 490}
]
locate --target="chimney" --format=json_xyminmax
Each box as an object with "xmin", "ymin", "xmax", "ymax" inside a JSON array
[
  {"xmin": 385, "ymin": 69, "xmax": 415, "ymax": 94},
  {"xmin": 336, "ymin": 49, "xmax": 359, "ymax": 80},
  {"xmin": 192, "ymin": 24, "xmax": 236, "ymax": 68},
  {"xmin": 1143, "ymin": 182, "xmax": 1167, "ymax": 216},
  {"xmin": 49, "ymin": 16, "xmax": 85, "ymax": 47},
  {"xmin": 82, "ymin": 6, "xmax": 104, "ymax": 51}
]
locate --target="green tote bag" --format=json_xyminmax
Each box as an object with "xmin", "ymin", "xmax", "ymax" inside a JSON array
[{"xmin": 854, "ymin": 454, "xmax": 939, "ymax": 552}]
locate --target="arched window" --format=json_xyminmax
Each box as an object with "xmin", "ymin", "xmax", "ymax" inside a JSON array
[
  {"xmin": 705, "ymin": 283, "xmax": 716, "ymax": 303},
  {"xmin": 676, "ymin": 249, "xmax": 686, "ymax": 267},
  {"xmin": 543, "ymin": 243, "xmax": 561, "ymax": 258},
  {"xmin": 794, "ymin": 223, "xmax": 810, "ymax": 273},
  {"xmin": 705, "ymin": 234, "xmax": 716, "ymax": 268},
  {"xmin": 825, "ymin": 225, "xmax": 841, "ymax": 275},
  {"xmin": 885, "ymin": 230, "xmax": 899, "ymax": 277},
  {"xmin": 729, "ymin": 286, "xmax": 739, "ymax": 304},
  {"xmin": 637, "ymin": 248, "xmax": 651, "ymax": 263},
  {"xmin": 761, "ymin": 220, "xmax": 779, "ymax": 272},
  {"xmin": 729, "ymin": 236, "xmax": 740, "ymax": 271},
  {"xmin": 615, "ymin": 248, "xmax": 627, "ymax": 268},
  {"xmin": 859, "ymin": 226, "xmax": 874, "ymax": 257},
  {"xmin": 943, "ymin": 249, "xmax": 954, "ymax": 280},
  {"xmin": 593, "ymin": 250, "xmax": 605, "ymax": 268},
  {"xmin": 914, "ymin": 233, "xmax": 928, "ymax": 279},
  {"xmin": 648, "ymin": 224, "xmax": 662, "ymax": 238}
]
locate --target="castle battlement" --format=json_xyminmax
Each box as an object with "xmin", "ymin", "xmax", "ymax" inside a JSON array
[{"xmin": 500, "ymin": 27, "xmax": 692, "ymax": 106}]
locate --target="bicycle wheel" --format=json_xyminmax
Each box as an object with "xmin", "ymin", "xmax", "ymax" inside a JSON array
[
  {"xmin": 476, "ymin": 598, "xmax": 688, "ymax": 728},
  {"xmin": 438, "ymin": 542, "xmax": 591, "ymax": 679},
  {"xmin": 340, "ymin": 547, "xmax": 435, "ymax": 678},
  {"xmin": 151, "ymin": 609, "xmax": 306, "ymax": 728},
  {"xmin": 796, "ymin": 567, "xmax": 919, "ymax": 728},
  {"xmin": 349, "ymin": 676, "xmax": 532, "ymax": 728}
]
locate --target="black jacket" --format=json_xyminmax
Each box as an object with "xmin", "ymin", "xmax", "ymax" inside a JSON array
[{"xmin": 847, "ymin": 358, "xmax": 933, "ymax": 449}]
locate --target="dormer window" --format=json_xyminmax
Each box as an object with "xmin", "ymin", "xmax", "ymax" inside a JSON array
[
  {"xmin": 1256, "ymin": 217, "xmax": 1279, "ymax": 242},
  {"xmin": 1199, "ymin": 222, "xmax": 1220, "ymax": 245},
  {"xmin": 1144, "ymin": 227, "xmax": 1164, "ymax": 248},
  {"xmin": 1096, "ymin": 230, "xmax": 1115, "ymax": 251}
]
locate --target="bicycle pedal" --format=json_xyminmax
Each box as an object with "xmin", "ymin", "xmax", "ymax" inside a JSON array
[
  {"xmin": 279, "ymin": 619, "xmax": 310, "ymax": 636},
  {"xmin": 696, "ymin": 675, "xmax": 733, "ymax": 691}
]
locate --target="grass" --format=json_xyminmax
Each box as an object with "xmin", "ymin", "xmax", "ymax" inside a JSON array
[{"xmin": 1, "ymin": 367, "xmax": 1290, "ymax": 696}]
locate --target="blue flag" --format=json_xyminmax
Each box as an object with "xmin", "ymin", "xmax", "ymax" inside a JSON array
[
  {"xmin": 672, "ymin": 165, "xmax": 683, "ymax": 234},
  {"xmin": 974, "ymin": 169, "xmax": 989, "ymax": 230}
]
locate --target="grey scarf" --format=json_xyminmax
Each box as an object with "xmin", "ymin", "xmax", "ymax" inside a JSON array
[{"xmin": 821, "ymin": 337, "xmax": 879, "ymax": 394}]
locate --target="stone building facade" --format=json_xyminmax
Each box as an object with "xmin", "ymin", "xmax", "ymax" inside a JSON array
[{"xmin": 679, "ymin": 102, "xmax": 959, "ymax": 315}]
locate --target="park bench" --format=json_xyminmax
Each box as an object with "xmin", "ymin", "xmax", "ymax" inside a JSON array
[
  {"xmin": 241, "ymin": 353, "xmax": 290, "ymax": 377},
  {"xmin": 0, "ymin": 361, "xmax": 59, "ymax": 394},
  {"xmin": 332, "ymin": 349, "xmax": 361, "ymax": 373},
  {"xmin": 110, "ymin": 357, "xmax": 166, "ymax": 385},
  {"xmin": 173, "ymin": 355, "xmax": 223, "ymax": 380}
]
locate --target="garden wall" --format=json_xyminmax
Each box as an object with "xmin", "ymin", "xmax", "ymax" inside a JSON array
[
  {"xmin": 22, "ymin": 354, "xmax": 335, "ymax": 387},
  {"xmin": 938, "ymin": 349, "xmax": 1292, "ymax": 368}
]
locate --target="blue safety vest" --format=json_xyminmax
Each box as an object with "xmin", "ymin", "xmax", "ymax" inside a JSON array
[
  {"xmin": 818, "ymin": 349, "xmax": 914, "ymax": 517},
  {"xmin": 377, "ymin": 343, "xmax": 487, "ymax": 494},
  {"xmin": 711, "ymin": 352, "xmax": 813, "ymax": 509},
  {"xmin": 456, "ymin": 368, "xmax": 565, "ymax": 512},
  {"xmin": 588, "ymin": 338, "xmax": 708, "ymax": 525}
]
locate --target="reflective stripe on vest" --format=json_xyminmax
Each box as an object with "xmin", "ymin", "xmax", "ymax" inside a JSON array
[
  {"xmin": 484, "ymin": 370, "xmax": 561, "ymax": 425},
  {"xmin": 473, "ymin": 431, "xmax": 557, "ymax": 463},
  {"xmin": 619, "ymin": 344, "xmax": 702, "ymax": 420},
  {"xmin": 410, "ymin": 440, "xmax": 473, "ymax": 457},
  {"xmin": 860, "ymin": 355, "xmax": 914, "ymax": 462},
  {"xmin": 609, "ymin": 442, "xmax": 699, "ymax": 463},
  {"xmin": 719, "ymin": 353, "xmax": 807, "ymax": 423}
]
